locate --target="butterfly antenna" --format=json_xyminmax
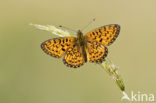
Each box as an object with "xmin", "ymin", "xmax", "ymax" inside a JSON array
[
  {"xmin": 59, "ymin": 25, "xmax": 77, "ymax": 33},
  {"xmin": 81, "ymin": 18, "xmax": 96, "ymax": 31}
]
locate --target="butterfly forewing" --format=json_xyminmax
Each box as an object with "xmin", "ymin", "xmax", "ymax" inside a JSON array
[
  {"xmin": 84, "ymin": 24, "xmax": 120, "ymax": 46},
  {"xmin": 41, "ymin": 37, "xmax": 76, "ymax": 58}
]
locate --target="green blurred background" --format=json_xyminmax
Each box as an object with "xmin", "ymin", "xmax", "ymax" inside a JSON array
[{"xmin": 0, "ymin": 0, "xmax": 156, "ymax": 103}]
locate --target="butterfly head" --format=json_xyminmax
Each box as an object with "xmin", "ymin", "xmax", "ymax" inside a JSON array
[
  {"xmin": 77, "ymin": 30, "xmax": 83, "ymax": 40},
  {"xmin": 77, "ymin": 30, "xmax": 83, "ymax": 35}
]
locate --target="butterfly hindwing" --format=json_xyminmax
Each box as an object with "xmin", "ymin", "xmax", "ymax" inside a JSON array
[
  {"xmin": 86, "ymin": 41, "xmax": 108, "ymax": 63},
  {"xmin": 63, "ymin": 45, "xmax": 85, "ymax": 68},
  {"xmin": 84, "ymin": 24, "xmax": 120, "ymax": 46},
  {"xmin": 41, "ymin": 37, "xmax": 76, "ymax": 58}
]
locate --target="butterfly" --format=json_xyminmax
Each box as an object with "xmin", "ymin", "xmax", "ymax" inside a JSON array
[{"xmin": 41, "ymin": 24, "xmax": 120, "ymax": 68}]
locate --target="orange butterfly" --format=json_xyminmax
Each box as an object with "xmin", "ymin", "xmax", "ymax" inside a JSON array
[{"xmin": 41, "ymin": 24, "xmax": 120, "ymax": 68}]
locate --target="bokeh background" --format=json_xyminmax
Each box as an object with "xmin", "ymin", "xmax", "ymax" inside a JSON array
[{"xmin": 0, "ymin": 0, "xmax": 156, "ymax": 103}]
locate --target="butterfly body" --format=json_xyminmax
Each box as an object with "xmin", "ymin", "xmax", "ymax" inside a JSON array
[
  {"xmin": 41, "ymin": 24, "xmax": 120, "ymax": 68},
  {"xmin": 76, "ymin": 30, "xmax": 87, "ymax": 63}
]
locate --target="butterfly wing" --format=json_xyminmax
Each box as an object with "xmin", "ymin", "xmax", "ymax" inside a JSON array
[
  {"xmin": 84, "ymin": 24, "xmax": 120, "ymax": 46},
  {"xmin": 63, "ymin": 45, "xmax": 85, "ymax": 68},
  {"xmin": 86, "ymin": 41, "xmax": 108, "ymax": 63},
  {"xmin": 41, "ymin": 37, "xmax": 76, "ymax": 58}
]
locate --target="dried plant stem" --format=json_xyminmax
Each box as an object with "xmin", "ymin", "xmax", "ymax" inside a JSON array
[{"xmin": 98, "ymin": 59, "xmax": 125, "ymax": 91}]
